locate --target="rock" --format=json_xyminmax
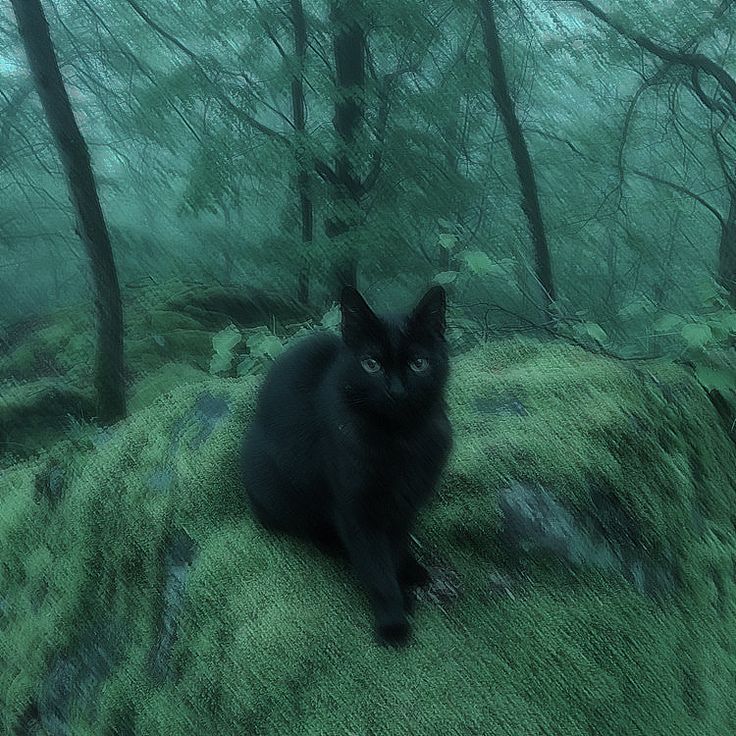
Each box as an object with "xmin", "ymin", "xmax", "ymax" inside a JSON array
[
  {"xmin": 486, "ymin": 570, "xmax": 520, "ymax": 600},
  {"xmin": 413, "ymin": 565, "xmax": 463, "ymax": 609},
  {"xmin": 499, "ymin": 481, "xmax": 676, "ymax": 597},
  {"xmin": 37, "ymin": 623, "xmax": 120, "ymax": 736},
  {"xmin": 499, "ymin": 481, "xmax": 594, "ymax": 564},
  {"xmin": 147, "ymin": 466, "xmax": 174, "ymax": 493},
  {"xmin": 150, "ymin": 530, "xmax": 198, "ymax": 682},
  {"xmin": 190, "ymin": 393, "xmax": 229, "ymax": 449},
  {"xmin": 169, "ymin": 392, "xmax": 230, "ymax": 455},
  {"xmin": 473, "ymin": 393, "xmax": 528, "ymax": 417},
  {"xmin": 150, "ymin": 393, "xmax": 230, "ymax": 496}
]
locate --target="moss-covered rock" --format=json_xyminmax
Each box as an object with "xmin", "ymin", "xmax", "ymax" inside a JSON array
[{"xmin": 2, "ymin": 337, "xmax": 736, "ymax": 735}]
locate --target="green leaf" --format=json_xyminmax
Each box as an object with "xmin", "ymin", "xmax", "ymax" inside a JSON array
[
  {"xmin": 434, "ymin": 271, "xmax": 459, "ymax": 285},
  {"xmin": 248, "ymin": 333, "xmax": 284, "ymax": 361},
  {"xmin": 320, "ymin": 305, "xmax": 341, "ymax": 329},
  {"xmin": 462, "ymin": 250, "xmax": 494, "ymax": 274},
  {"xmin": 618, "ymin": 299, "xmax": 651, "ymax": 320},
  {"xmin": 716, "ymin": 312, "xmax": 736, "ymax": 333},
  {"xmin": 211, "ymin": 325, "xmax": 241, "ymax": 356},
  {"xmin": 236, "ymin": 356, "xmax": 259, "ymax": 377},
  {"xmin": 694, "ymin": 364, "xmax": 736, "ymax": 394},
  {"xmin": 681, "ymin": 323, "xmax": 713, "ymax": 349},
  {"xmin": 694, "ymin": 279, "xmax": 727, "ymax": 305},
  {"xmin": 584, "ymin": 322, "xmax": 607, "ymax": 344},
  {"xmin": 652, "ymin": 314, "xmax": 683, "ymax": 333},
  {"xmin": 461, "ymin": 251, "xmax": 515, "ymax": 278},
  {"xmin": 209, "ymin": 325, "xmax": 241, "ymax": 374},
  {"xmin": 571, "ymin": 321, "xmax": 607, "ymax": 345},
  {"xmin": 209, "ymin": 352, "xmax": 233, "ymax": 375},
  {"xmin": 438, "ymin": 233, "xmax": 457, "ymax": 250}
]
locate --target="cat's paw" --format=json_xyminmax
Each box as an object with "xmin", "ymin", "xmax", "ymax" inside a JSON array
[
  {"xmin": 376, "ymin": 617, "xmax": 411, "ymax": 647},
  {"xmin": 402, "ymin": 588, "xmax": 417, "ymax": 615},
  {"xmin": 399, "ymin": 556, "xmax": 430, "ymax": 588}
]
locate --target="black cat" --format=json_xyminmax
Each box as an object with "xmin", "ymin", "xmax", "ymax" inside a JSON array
[{"xmin": 240, "ymin": 286, "xmax": 453, "ymax": 646}]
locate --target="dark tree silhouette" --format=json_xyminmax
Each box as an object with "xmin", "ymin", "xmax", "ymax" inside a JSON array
[
  {"xmin": 567, "ymin": 0, "xmax": 736, "ymax": 304},
  {"xmin": 325, "ymin": 0, "xmax": 368, "ymax": 289},
  {"xmin": 255, "ymin": 0, "xmax": 314, "ymax": 302},
  {"xmin": 478, "ymin": 0, "xmax": 556, "ymax": 309},
  {"xmin": 11, "ymin": 0, "xmax": 126, "ymax": 423},
  {"xmin": 289, "ymin": 0, "xmax": 314, "ymax": 304},
  {"xmin": 718, "ymin": 200, "xmax": 736, "ymax": 301}
]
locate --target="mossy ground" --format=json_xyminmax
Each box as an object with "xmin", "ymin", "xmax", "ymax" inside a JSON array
[
  {"xmin": 0, "ymin": 281, "xmax": 300, "ymax": 462},
  {"xmin": 2, "ymin": 327, "xmax": 736, "ymax": 734}
]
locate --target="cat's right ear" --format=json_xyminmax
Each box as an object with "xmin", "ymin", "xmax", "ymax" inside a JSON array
[
  {"xmin": 409, "ymin": 285, "xmax": 446, "ymax": 336},
  {"xmin": 340, "ymin": 287, "xmax": 379, "ymax": 344}
]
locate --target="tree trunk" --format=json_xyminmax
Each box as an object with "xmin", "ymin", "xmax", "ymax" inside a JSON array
[
  {"xmin": 296, "ymin": 169, "xmax": 313, "ymax": 303},
  {"xmin": 439, "ymin": 110, "xmax": 464, "ymax": 272},
  {"xmin": 290, "ymin": 0, "xmax": 314, "ymax": 305},
  {"xmin": 11, "ymin": 0, "xmax": 126, "ymax": 423},
  {"xmin": 326, "ymin": 0, "xmax": 366, "ymax": 290},
  {"xmin": 477, "ymin": 0, "xmax": 556, "ymax": 308},
  {"xmin": 718, "ymin": 194, "xmax": 736, "ymax": 305}
]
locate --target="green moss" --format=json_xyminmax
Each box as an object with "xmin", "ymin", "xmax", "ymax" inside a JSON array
[
  {"xmin": 0, "ymin": 379, "xmax": 94, "ymax": 463},
  {"xmin": 2, "ymin": 336, "xmax": 736, "ymax": 735},
  {"xmin": 128, "ymin": 362, "xmax": 210, "ymax": 413}
]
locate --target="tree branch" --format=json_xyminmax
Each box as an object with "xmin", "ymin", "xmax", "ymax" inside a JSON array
[
  {"xmin": 361, "ymin": 67, "xmax": 414, "ymax": 195},
  {"xmin": 527, "ymin": 127, "xmax": 726, "ymax": 227},
  {"xmin": 566, "ymin": 0, "xmax": 736, "ymax": 107},
  {"xmin": 124, "ymin": 0, "xmax": 286, "ymax": 142}
]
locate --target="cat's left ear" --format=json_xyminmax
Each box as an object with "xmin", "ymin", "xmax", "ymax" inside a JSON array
[
  {"xmin": 409, "ymin": 285, "xmax": 446, "ymax": 336},
  {"xmin": 340, "ymin": 286, "xmax": 381, "ymax": 343}
]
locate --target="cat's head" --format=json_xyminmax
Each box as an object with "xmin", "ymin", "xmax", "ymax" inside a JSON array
[{"xmin": 339, "ymin": 286, "xmax": 449, "ymax": 424}]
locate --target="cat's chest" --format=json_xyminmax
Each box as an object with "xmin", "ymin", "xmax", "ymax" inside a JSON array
[
  {"xmin": 332, "ymin": 422, "xmax": 442, "ymax": 500},
  {"xmin": 336, "ymin": 422, "xmax": 421, "ymax": 465}
]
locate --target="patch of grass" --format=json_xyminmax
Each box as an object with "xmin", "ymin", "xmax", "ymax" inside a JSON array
[{"xmin": 1, "ymin": 337, "xmax": 736, "ymax": 734}]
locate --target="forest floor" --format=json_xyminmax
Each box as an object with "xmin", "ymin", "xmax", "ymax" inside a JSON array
[{"xmin": 1, "ymin": 284, "xmax": 736, "ymax": 735}]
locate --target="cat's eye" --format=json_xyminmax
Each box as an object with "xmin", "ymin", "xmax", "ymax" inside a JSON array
[
  {"xmin": 409, "ymin": 356, "xmax": 429, "ymax": 373},
  {"xmin": 361, "ymin": 357, "xmax": 382, "ymax": 373}
]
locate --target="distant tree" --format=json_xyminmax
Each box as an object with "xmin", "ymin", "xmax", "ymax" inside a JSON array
[
  {"xmin": 324, "ymin": 0, "xmax": 367, "ymax": 289},
  {"xmin": 289, "ymin": 0, "xmax": 314, "ymax": 304},
  {"xmin": 477, "ymin": 0, "xmax": 556, "ymax": 310},
  {"xmin": 319, "ymin": 0, "xmax": 404, "ymax": 290},
  {"xmin": 566, "ymin": 0, "xmax": 736, "ymax": 304},
  {"xmin": 11, "ymin": 0, "xmax": 126, "ymax": 422},
  {"xmin": 255, "ymin": 0, "xmax": 314, "ymax": 303}
]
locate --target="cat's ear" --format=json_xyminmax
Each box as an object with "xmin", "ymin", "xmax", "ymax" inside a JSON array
[
  {"xmin": 409, "ymin": 285, "xmax": 446, "ymax": 336},
  {"xmin": 340, "ymin": 287, "xmax": 380, "ymax": 343}
]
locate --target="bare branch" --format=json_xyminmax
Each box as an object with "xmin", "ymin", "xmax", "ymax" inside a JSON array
[
  {"xmin": 123, "ymin": 0, "xmax": 285, "ymax": 142},
  {"xmin": 527, "ymin": 126, "xmax": 726, "ymax": 227},
  {"xmin": 566, "ymin": 0, "xmax": 736, "ymax": 107}
]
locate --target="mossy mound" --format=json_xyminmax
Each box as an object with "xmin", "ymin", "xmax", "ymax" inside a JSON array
[
  {"xmin": 0, "ymin": 378, "xmax": 95, "ymax": 462},
  {"xmin": 2, "ymin": 337, "xmax": 736, "ymax": 735},
  {"xmin": 0, "ymin": 279, "xmax": 313, "ymax": 382},
  {"xmin": 0, "ymin": 280, "xmax": 316, "ymax": 461}
]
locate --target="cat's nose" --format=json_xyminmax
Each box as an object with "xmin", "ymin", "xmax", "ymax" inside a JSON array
[{"xmin": 388, "ymin": 375, "xmax": 407, "ymax": 401}]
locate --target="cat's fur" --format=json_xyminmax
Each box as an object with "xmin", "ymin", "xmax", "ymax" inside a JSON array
[{"xmin": 240, "ymin": 286, "xmax": 452, "ymax": 646}]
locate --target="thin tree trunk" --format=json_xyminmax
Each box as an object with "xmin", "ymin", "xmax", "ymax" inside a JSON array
[
  {"xmin": 290, "ymin": 0, "xmax": 314, "ymax": 304},
  {"xmin": 11, "ymin": 0, "xmax": 126, "ymax": 422},
  {"xmin": 326, "ymin": 0, "xmax": 366, "ymax": 290},
  {"xmin": 477, "ymin": 0, "xmax": 556, "ymax": 308},
  {"xmin": 718, "ymin": 194, "xmax": 736, "ymax": 305},
  {"xmin": 439, "ymin": 104, "xmax": 472, "ymax": 273},
  {"xmin": 296, "ymin": 169, "xmax": 313, "ymax": 303}
]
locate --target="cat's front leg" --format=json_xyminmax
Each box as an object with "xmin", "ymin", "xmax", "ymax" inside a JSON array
[
  {"xmin": 390, "ymin": 533, "xmax": 430, "ymax": 615},
  {"xmin": 335, "ymin": 515, "xmax": 409, "ymax": 647},
  {"xmin": 397, "ymin": 546, "xmax": 430, "ymax": 588}
]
